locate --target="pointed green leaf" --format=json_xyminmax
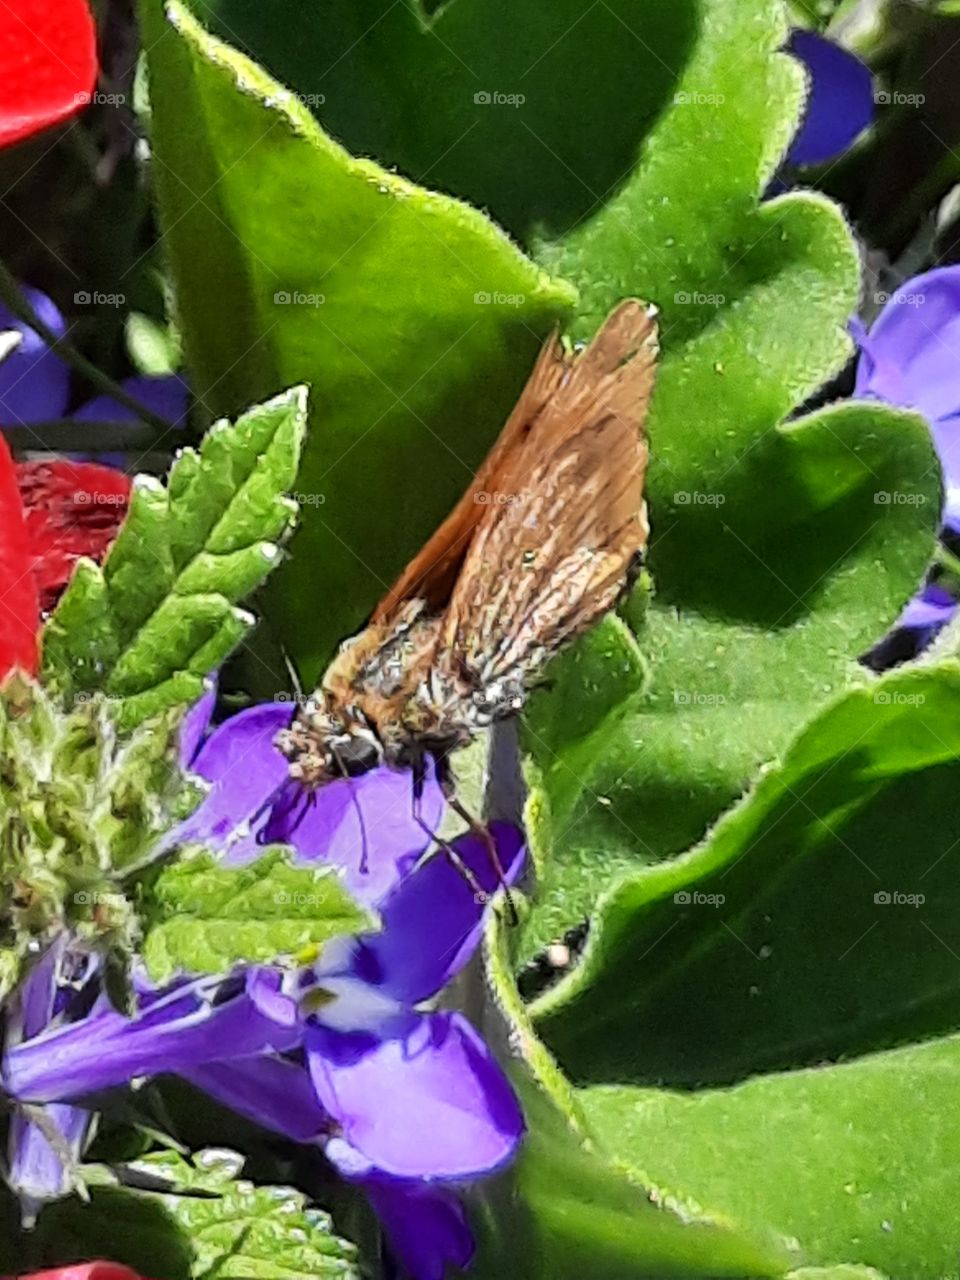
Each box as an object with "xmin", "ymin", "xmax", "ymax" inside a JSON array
[
  {"xmin": 41, "ymin": 387, "xmax": 306, "ymax": 725},
  {"xmin": 19, "ymin": 1148, "xmax": 359, "ymax": 1280}
]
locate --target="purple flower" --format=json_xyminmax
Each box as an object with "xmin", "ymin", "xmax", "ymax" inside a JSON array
[
  {"xmin": 0, "ymin": 287, "xmax": 187, "ymax": 438},
  {"xmin": 853, "ymin": 266, "xmax": 960, "ymax": 651},
  {"xmin": 4, "ymin": 698, "xmax": 526, "ymax": 1279},
  {"xmin": 786, "ymin": 29, "xmax": 873, "ymax": 168},
  {"xmin": 3, "ymin": 939, "xmax": 98, "ymax": 1220}
]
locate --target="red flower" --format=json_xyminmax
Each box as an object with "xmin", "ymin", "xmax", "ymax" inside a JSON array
[
  {"xmin": 16, "ymin": 458, "xmax": 130, "ymax": 613},
  {"xmin": 0, "ymin": 433, "xmax": 39, "ymax": 677},
  {"xmin": 5, "ymin": 1264, "xmax": 148, "ymax": 1280},
  {"xmin": 0, "ymin": 445, "xmax": 131, "ymax": 681},
  {"xmin": 0, "ymin": 0, "xmax": 98, "ymax": 148}
]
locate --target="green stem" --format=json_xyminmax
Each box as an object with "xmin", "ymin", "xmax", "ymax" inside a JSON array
[
  {"xmin": 4, "ymin": 420, "xmax": 168, "ymax": 453},
  {"xmin": 0, "ymin": 261, "xmax": 174, "ymax": 433}
]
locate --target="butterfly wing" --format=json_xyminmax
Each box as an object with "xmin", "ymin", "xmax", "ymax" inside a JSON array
[
  {"xmin": 371, "ymin": 331, "xmax": 573, "ymax": 624},
  {"xmin": 437, "ymin": 299, "xmax": 658, "ymax": 686}
]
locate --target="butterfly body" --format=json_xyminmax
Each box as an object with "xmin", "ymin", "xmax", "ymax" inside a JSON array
[{"xmin": 275, "ymin": 299, "xmax": 659, "ymax": 795}]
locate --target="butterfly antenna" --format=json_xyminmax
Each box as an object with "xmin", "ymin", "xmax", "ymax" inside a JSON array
[{"xmin": 329, "ymin": 746, "xmax": 371, "ymax": 875}]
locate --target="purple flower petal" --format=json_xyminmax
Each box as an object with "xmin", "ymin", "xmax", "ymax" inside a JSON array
[
  {"xmin": 0, "ymin": 286, "xmax": 69, "ymax": 425},
  {"xmin": 326, "ymin": 823, "xmax": 525, "ymax": 1006},
  {"xmin": 4, "ymin": 970, "xmax": 301, "ymax": 1104},
  {"xmin": 73, "ymin": 374, "xmax": 189, "ymax": 427},
  {"xmin": 854, "ymin": 267, "xmax": 960, "ymax": 429},
  {"xmin": 787, "ymin": 30, "xmax": 873, "ymax": 167},
  {"xmin": 264, "ymin": 761, "xmax": 444, "ymax": 908},
  {"xmin": 8, "ymin": 1103, "xmax": 93, "ymax": 1217},
  {"xmin": 168, "ymin": 700, "xmax": 441, "ymax": 903},
  {"xmin": 168, "ymin": 702, "xmax": 294, "ymax": 859},
  {"xmin": 183, "ymin": 1054, "xmax": 329, "ymax": 1143},
  {"xmin": 308, "ymin": 1010, "xmax": 523, "ymax": 1181},
  {"xmin": 179, "ymin": 678, "xmax": 217, "ymax": 768},
  {"xmin": 363, "ymin": 1179, "xmax": 474, "ymax": 1280},
  {"xmin": 897, "ymin": 581, "xmax": 956, "ymax": 632}
]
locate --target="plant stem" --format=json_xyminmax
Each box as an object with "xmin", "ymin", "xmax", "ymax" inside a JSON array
[{"xmin": 4, "ymin": 420, "xmax": 167, "ymax": 453}]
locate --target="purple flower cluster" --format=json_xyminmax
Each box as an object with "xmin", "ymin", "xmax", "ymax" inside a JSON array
[
  {"xmin": 3, "ymin": 698, "xmax": 526, "ymax": 1279},
  {"xmin": 0, "ymin": 287, "xmax": 187, "ymax": 439}
]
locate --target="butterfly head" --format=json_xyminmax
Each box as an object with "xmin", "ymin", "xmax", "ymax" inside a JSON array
[{"xmin": 275, "ymin": 692, "xmax": 384, "ymax": 787}]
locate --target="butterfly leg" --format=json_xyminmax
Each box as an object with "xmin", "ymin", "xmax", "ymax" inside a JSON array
[
  {"xmin": 434, "ymin": 754, "xmax": 519, "ymax": 925},
  {"xmin": 410, "ymin": 756, "xmax": 488, "ymax": 905}
]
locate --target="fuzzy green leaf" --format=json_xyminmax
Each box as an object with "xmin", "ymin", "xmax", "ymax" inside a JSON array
[
  {"xmin": 20, "ymin": 1148, "xmax": 359, "ymax": 1280},
  {"xmin": 142, "ymin": 848, "xmax": 374, "ymax": 981},
  {"xmin": 582, "ymin": 1031, "xmax": 960, "ymax": 1279},
  {"xmin": 140, "ymin": 0, "xmax": 576, "ymax": 682},
  {"xmin": 534, "ymin": 664, "xmax": 960, "ymax": 1086},
  {"xmin": 41, "ymin": 387, "xmax": 306, "ymax": 726}
]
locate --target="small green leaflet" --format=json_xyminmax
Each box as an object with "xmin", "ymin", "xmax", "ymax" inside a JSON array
[
  {"xmin": 141, "ymin": 848, "xmax": 375, "ymax": 982},
  {"xmin": 41, "ymin": 387, "xmax": 307, "ymax": 729}
]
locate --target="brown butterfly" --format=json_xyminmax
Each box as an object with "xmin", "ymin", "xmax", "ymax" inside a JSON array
[{"xmin": 275, "ymin": 298, "xmax": 658, "ymax": 893}]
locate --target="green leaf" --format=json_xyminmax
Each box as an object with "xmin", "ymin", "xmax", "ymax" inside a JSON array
[
  {"xmin": 41, "ymin": 387, "xmax": 306, "ymax": 726},
  {"xmin": 126, "ymin": 311, "xmax": 182, "ymax": 377},
  {"xmin": 581, "ymin": 1031, "xmax": 960, "ymax": 1279},
  {"xmin": 141, "ymin": 848, "xmax": 374, "ymax": 981},
  {"xmin": 21, "ymin": 1148, "xmax": 359, "ymax": 1280},
  {"xmin": 172, "ymin": 0, "xmax": 939, "ymax": 950},
  {"xmin": 523, "ymin": 396, "xmax": 939, "ymax": 958},
  {"xmin": 468, "ymin": 920, "xmax": 796, "ymax": 1280},
  {"xmin": 140, "ymin": 0, "xmax": 575, "ymax": 681},
  {"xmin": 533, "ymin": 664, "xmax": 960, "ymax": 1086}
]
